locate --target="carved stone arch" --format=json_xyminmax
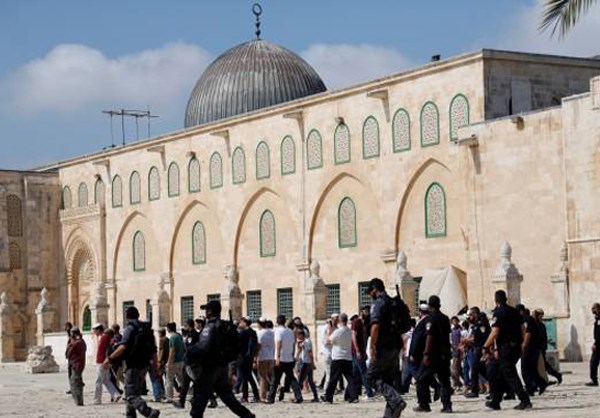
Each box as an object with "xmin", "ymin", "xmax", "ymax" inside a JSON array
[
  {"xmin": 232, "ymin": 187, "xmax": 288, "ymax": 266},
  {"xmin": 168, "ymin": 200, "xmax": 214, "ymax": 276},
  {"xmin": 111, "ymin": 210, "xmax": 145, "ymax": 279},
  {"xmin": 393, "ymin": 157, "xmax": 451, "ymax": 251},
  {"xmin": 307, "ymin": 172, "xmax": 363, "ymax": 260},
  {"xmin": 65, "ymin": 232, "xmax": 98, "ymax": 325}
]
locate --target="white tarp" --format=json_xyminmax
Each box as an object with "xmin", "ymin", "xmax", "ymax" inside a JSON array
[{"xmin": 419, "ymin": 266, "xmax": 467, "ymax": 316}]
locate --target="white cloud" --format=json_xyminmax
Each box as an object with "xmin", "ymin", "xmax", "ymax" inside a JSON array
[
  {"xmin": 301, "ymin": 43, "xmax": 412, "ymax": 90},
  {"xmin": 496, "ymin": 0, "xmax": 600, "ymax": 57},
  {"xmin": 4, "ymin": 42, "xmax": 212, "ymax": 113}
]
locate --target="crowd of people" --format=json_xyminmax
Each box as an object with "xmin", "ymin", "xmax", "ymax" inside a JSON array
[{"xmin": 62, "ymin": 279, "xmax": 600, "ymax": 417}]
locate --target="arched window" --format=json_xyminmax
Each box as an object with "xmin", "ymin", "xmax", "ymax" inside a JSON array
[
  {"xmin": 78, "ymin": 183, "xmax": 88, "ymax": 207},
  {"xmin": 7, "ymin": 195, "xmax": 22, "ymax": 237},
  {"xmin": 188, "ymin": 157, "xmax": 201, "ymax": 193},
  {"xmin": 392, "ymin": 108, "xmax": 411, "ymax": 152},
  {"xmin": 210, "ymin": 152, "xmax": 223, "ymax": 189},
  {"xmin": 256, "ymin": 141, "xmax": 270, "ymax": 180},
  {"xmin": 306, "ymin": 129, "xmax": 323, "ymax": 170},
  {"xmin": 232, "ymin": 147, "xmax": 246, "ymax": 184},
  {"xmin": 148, "ymin": 166, "xmax": 160, "ymax": 201},
  {"xmin": 62, "ymin": 187, "xmax": 72, "ymax": 210},
  {"xmin": 449, "ymin": 94, "xmax": 470, "ymax": 140},
  {"xmin": 133, "ymin": 230, "xmax": 146, "ymax": 271},
  {"xmin": 112, "ymin": 176, "xmax": 123, "ymax": 208},
  {"xmin": 168, "ymin": 162, "xmax": 180, "ymax": 197},
  {"xmin": 130, "ymin": 171, "xmax": 141, "ymax": 204},
  {"xmin": 420, "ymin": 101, "xmax": 440, "ymax": 147},
  {"xmin": 362, "ymin": 116, "xmax": 380, "ymax": 159},
  {"xmin": 82, "ymin": 306, "xmax": 92, "ymax": 331},
  {"xmin": 94, "ymin": 178, "xmax": 105, "ymax": 205},
  {"xmin": 334, "ymin": 123, "xmax": 351, "ymax": 164},
  {"xmin": 338, "ymin": 197, "xmax": 357, "ymax": 248},
  {"xmin": 9, "ymin": 242, "xmax": 21, "ymax": 270},
  {"xmin": 192, "ymin": 221, "xmax": 206, "ymax": 265},
  {"xmin": 260, "ymin": 210, "xmax": 276, "ymax": 257},
  {"xmin": 280, "ymin": 135, "xmax": 296, "ymax": 175},
  {"xmin": 425, "ymin": 182, "xmax": 447, "ymax": 238}
]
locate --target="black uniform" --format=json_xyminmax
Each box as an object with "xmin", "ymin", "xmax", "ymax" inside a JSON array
[
  {"xmin": 177, "ymin": 328, "xmax": 199, "ymax": 408},
  {"xmin": 236, "ymin": 327, "xmax": 260, "ymax": 401},
  {"xmin": 521, "ymin": 314, "xmax": 547, "ymax": 393},
  {"xmin": 415, "ymin": 310, "xmax": 452, "ymax": 411},
  {"xmin": 366, "ymin": 292, "xmax": 406, "ymax": 418},
  {"xmin": 188, "ymin": 318, "xmax": 254, "ymax": 418},
  {"xmin": 489, "ymin": 305, "xmax": 530, "ymax": 407},
  {"xmin": 469, "ymin": 318, "xmax": 491, "ymax": 394},
  {"xmin": 590, "ymin": 313, "xmax": 600, "ymax": 385}
]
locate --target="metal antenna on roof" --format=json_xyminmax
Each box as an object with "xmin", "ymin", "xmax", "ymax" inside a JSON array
[
  {"xmin": 102, "ymin": 108, "xmax": 159, "ymax": 147},
  {"xmin": 253, "ymin": 3, "xmax": 262, "ymax": 40}
]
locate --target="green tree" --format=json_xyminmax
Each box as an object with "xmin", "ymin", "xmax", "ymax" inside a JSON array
[{"xmin": 540, "ymin": 0, "xmax": 598, "ymax": 37}]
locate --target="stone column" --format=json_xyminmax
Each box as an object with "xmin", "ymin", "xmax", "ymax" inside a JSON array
[
  {"xmin": 301, "ymin": 260, "xmax": 326, "ymax": 324},
  {"xmin": 152, "ymin": 275, "xmax": 171, "ymax": 330},
  {"xmin": 491, "ymin": 241, "xmax": 523, "ymax": 306},
  {"xmin": 0, "ymin": 291, "xmax": 15, "ymax": 362},
  {"xmin": 89, "ymin": 281, "xmax": 109, "ymax": 328},
  {"xmin": 221, "ymin": 265, "xmax": 243, "ymax": 320},
  {"xmin": 34, "ymin": 288, "xmax": 55, "ymax": 346},
  {"xmin": 394, "ymin": 251, "xmax": 419, "ymax": 314},
  {"xmin": 550, "ymin": 242, "xmax": 570, "ymax": 318}
]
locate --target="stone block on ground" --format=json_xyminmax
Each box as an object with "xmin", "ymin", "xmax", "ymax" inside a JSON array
[{"xmin": 26, "ymin": 345, "xmax": 60, "ymax": 374}]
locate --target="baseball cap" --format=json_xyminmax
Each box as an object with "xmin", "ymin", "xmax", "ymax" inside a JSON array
[{"xmin": 200, "ymin": 300, "xmax": 222, "ymax": 315}]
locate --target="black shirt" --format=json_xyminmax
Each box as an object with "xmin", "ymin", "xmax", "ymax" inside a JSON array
[
  {"xmin": 523, "ymin": 315, "xmax": 541, "ymax": 350},
  {"xmin": 370, "ymin": 292, "xmax": 393, "ymax": 349},
  {"xmin": 594, "ymin": 314, "xmax": 600, "ymax": 345},
  {"xmin": 239, "ymin": 328, "xmax": 257, "ymax": 358},
  {"xmin": 492, "ymin": 305, "xmax": 523, "ymax": 348},
  {"xmin": 409, "ymin": 315, "xmax": 429, "ymax": 364},
  {"xmin": 471, "ymin": 319, "xmax": 491, "ymax": 349},
  {"xmin": 428, "ymin": 310, "xmax": 451, "ymax": 361}
]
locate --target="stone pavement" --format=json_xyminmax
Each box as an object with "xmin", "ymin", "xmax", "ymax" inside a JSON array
[{"xmin": 0, "ymin": 362, "xmax": 598, "ymax": 418}]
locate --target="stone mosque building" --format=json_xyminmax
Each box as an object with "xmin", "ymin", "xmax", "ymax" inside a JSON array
[{"xmin": 1, "ymin": 15, "xmax": 600, "ymax": 363}]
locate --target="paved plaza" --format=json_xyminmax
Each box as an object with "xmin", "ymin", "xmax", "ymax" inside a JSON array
[{"xmin": 0, "ymin": 362, "xmax": 598, "ymax": 418}]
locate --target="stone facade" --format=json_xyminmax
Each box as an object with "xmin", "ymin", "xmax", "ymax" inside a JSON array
[{"xmin": 1, "ymin": 50, "xmax": 600, "ymax": 362}]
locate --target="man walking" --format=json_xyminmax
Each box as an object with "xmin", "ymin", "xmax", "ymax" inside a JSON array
[
  {"xmin": 237, "ymin": 317, "xmax": 260, "ymax": 403},
  {"xmin": 366, "ymin": 278, "xmax": 407, "ymax": 418},
  {"xmin": 533, "ymin": 309, "xmax": 562, "ymax": 385},
  {"xmin": 517, "ymin": 305, "xmax": 547, "ymax": 395},
  {"xmin": 92, "ymin": 323, "xmax": 120, "ymax": 404},
  {"xmin": 483, "ymin": 290, "xmax": 532, "ymax": 410},
  {"xmin": 321, "ymin": 313, "xmax": 357, "ymax": 403},
  {"xmin": 267, "ymin": 315, "xmax": 303, "ymax": 403},
  {"xmin": 104, "ymin": 306, "xmax": 160, "ymax": 418},
  {"xmin": 66, "ymin": 327, "xmax": 87, "ymax": 406},
  {"xmin": 165, "ymin": 322, "xmax": 185, "ymax": 404},
  {"xmin": 586, "ymin": 303, "xmax": 600, "ymax": 386},
  {"xmin": 256, "ymin": 318, "xmax": 275, "ymax": 402}
]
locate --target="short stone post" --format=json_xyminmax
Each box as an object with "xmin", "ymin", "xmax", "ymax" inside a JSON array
[
  {"xmin": 491, "ymin": 241, "xmax": 523, "ymax": 306},
  {"xmin": 303, "ymin": 260, "xmax": 327, "ymax": 322},
  {"xmin": 0, "ymin": 291, "xmax": 15, "ymax": 362},
  {"xmin": 89, "ymin": 281, "xmax": 109, "ymax": 328},
  {"xmin": 35, "ymin": 288, "xmax": 53, "ymax": 346},
  {"xmin": 550, "ymin": 242, "xmax": 570, "ymax": 318},
  {"xmin": 222, "ymin": 265, "xmax": 243, "ymax": 319},
  {"xmin": 152, "ymin": 275, "xmax": 171, "ymax": 330},
  {"xmin": 394, "ymin": 251, "xmax": 418, "ymax": 314}
]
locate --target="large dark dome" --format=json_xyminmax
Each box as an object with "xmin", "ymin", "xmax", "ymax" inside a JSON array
[{"xmin": 184, "ymin": 40, "xmax": 327, "ymax": 128}]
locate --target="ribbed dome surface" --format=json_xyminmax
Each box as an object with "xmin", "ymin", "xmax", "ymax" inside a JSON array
[{"xmin": 184, "ymin": 40, "xmax": 327, "ymax": 128}]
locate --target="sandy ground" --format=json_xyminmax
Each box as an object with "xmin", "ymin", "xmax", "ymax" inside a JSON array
[{"xmin": 0, "ymin": 362, "xmax": 599, "ymax": 418}]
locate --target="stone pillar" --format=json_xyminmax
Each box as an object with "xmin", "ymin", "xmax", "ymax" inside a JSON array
[
  {"xmin": 0, "ymin": 291, "xmax": 15, "ymax": 362},
  {"xmin": 152, "ymin": 275, "xmax": 171, "ymax": 329},
  {"xmin": 222, "ymin": 265, "xmax": 243, "ymax": 320},
  {"xmin": 550, "ymin": 242, "xmax": 570, "ymax": 318},
  {"xmin": 491, "ymin": 241, "xmax": 523, "ymax": 306},
  {"xmin": 89, "ymin": 281, "xmax": 109, "ymax": 328},
  {"xmin": 301, "ymin": 260, "xmax": 327, "ymax": 323},
  {"xmin": 34, "ymin": 288, "xmax": 55, "ymax": 346},
  {"xmin": 394, "ymin": 251, "xmax": 419, "ymax": 314}
]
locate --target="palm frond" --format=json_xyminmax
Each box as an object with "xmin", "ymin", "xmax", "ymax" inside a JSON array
[{"xmin": 539, "ymin": 0, "xmax": 598, "ymax": 37}]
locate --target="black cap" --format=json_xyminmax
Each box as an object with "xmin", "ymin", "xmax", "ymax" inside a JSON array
[
  {"xmin": 200, "ymin": 300, "xmax": 222, "ymax": 315},
  {"xmin": 366, "ymin": 277, "xmax": 385, "ymax": 292}
]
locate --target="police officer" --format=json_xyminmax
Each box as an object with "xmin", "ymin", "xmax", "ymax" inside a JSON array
[
  {"xmin": 104, "ymin": 306, "xmax": 160, "ymax": 418},
  {"xmin": 482, "ymin": 290, "xmax": 532, "ymax": 410},
  {"xmin": 413, "ymin": 295, "xmax": 452, "ymax": 413},
  {"xmin": 516, "ymin": 304, "xmax": 547, "ymax": 395},
  {"xmin": 187, "ymin": 300, "xmax": 255, "ymax": 418},
  {"xmin": 586, "ymin": 302, "xmax": 600, "ymax": 386},
  {"xmin": 174, "ymin": 319, "xmax": 200, "ymax": 409},
  {"xmin": 366, "ymin": 278, "xmax": 407, "ymax": 418},
  {"xmin": 464, "ymin": 307, "xmax": 491, "ymax": 398}
]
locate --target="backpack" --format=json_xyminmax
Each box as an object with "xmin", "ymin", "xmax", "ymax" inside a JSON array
[
  {"xmin": 215, "ymin": 319, "xmax": 241, "ymax": 364},
  {"xmin": 126, "ymin": 321, "xmax": 155, "ymax": 368},
  {"xmin": 386, "ymin": 284, "xmax": 412, "ymax": 344}
]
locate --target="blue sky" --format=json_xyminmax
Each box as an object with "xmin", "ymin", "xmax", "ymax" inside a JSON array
[{"xmin": 1, "ymin": 0, "xmax": 599, "ymax": 169}]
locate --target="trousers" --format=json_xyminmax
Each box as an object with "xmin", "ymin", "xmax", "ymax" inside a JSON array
[
  {"xmin": 590, "ymin": 348, "xmax": 599, "ymax": 384},
  {"xmin": 94, "ymin": 364, "xmax": 119, "ymax": 403},
  {"xmin": 325, "ymin": 359, "xmax": 356, "ymax": 401},
  {"xmin": 491, "ymin": 344, "xmax": 530, "ymax": 406},
  {"xmin": 124, "ymin": 367, "xmax": 157, "ymax": 418},
  {"xmin": 166, "ymin": 362, "xmax": 184, "ymax": 401},
  {"xmin": 298, "ymin": 362, "xmax": 319, "ymax": 400},
  {"xmin": 267, "ymin": 361, "xmax": 302, "ymax": 402},
  {"xmin": 416, "ymin": 360, "xmax": 452, "ymax": 410},
  {"xmin": 257, "ymin": 360, "xmax": 275, "ymax": 401},
  {"xmin": 69, "ymin": 368, "xmax": 84, "ymax": 406},
  {"xmin": 367, "ymin": 348, "xmax": 404, "ymax": 418}
]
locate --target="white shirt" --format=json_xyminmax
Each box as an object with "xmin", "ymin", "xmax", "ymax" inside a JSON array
[
  {"xmin": 274, "ymin": 326, "xmax": 295, "ymax": 363},
  {"xmin": 257, "ymin": 328, "xmax": 275, "ymax": 361},
  {"xmin": 320, "ymin": 324, "xmax": 333, "ymax": 358},
  {"xmin": 330, "ymin": 325, "xmax": 353, "ymax": 361}
]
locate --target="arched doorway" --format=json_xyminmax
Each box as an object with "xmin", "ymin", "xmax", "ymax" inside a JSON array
[
  {"xmin": 66, "ymin": 239, "xmax": 95, "ymax": 326},
  {"xmin": 82, "ymin": 306, "xmax": 92, "ymax": 331}
]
